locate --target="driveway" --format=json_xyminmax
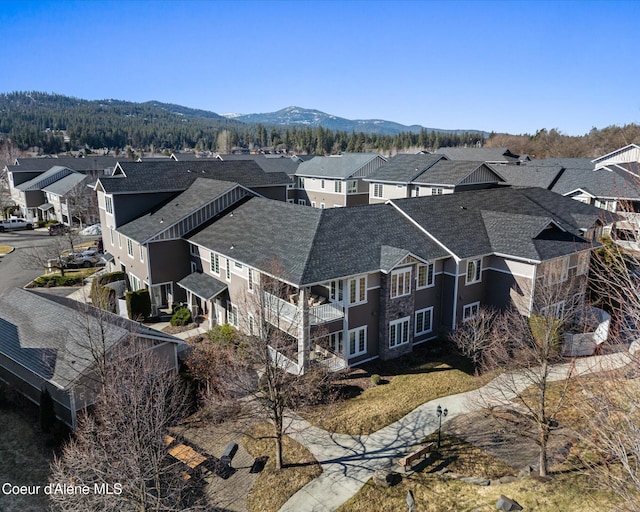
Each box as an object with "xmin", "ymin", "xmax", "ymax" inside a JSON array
[{"xmin": 0, "ymin": 228, "xmax": 100, "ymax": 297}]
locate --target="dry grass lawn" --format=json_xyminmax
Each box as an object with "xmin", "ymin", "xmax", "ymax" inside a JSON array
[
  {"xmin": 304, "ymin": 345, "xmax": 483, "ymax": 435},
  {"xmin": 338, "ymin": 433, "xmax": 622, "ymax": 512},
  {"xmin": 243, "ymin": 423, "xmax": 321, "ymax": 512}
]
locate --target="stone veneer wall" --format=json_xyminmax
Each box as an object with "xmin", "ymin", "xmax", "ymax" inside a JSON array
[{"xmin": 378, "ymin": 270, "xmax": 415, "ymax": 360}]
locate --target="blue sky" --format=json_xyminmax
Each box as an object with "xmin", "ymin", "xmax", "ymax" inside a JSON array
[{"xmin": 1, "ymin": 0, "xmax": 639, "ymax": 135}]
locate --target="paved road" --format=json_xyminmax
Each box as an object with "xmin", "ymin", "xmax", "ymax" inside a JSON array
[
  {"xmin": 0, "ymin": 228, "xmax": 100, "ymax": 297},
  {"xmin": 278, "ymin": 352, "xmax": 632, "ymax": 512}
]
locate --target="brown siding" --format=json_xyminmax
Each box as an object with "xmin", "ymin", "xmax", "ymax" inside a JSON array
[{"xmin": 148, "ymin": 240, "xmax": 191, "ymax": 287}]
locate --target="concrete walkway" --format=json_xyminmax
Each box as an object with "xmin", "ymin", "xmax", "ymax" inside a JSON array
[{"xmin": 279, "ymin": 352, "xmax": 632, "ymax": 512}]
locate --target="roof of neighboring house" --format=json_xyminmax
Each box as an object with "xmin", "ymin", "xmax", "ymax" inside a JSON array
[
  {"xmin": 592, "ymin": 144, "xmax": 640, "ymax": 165},
  {"xmin": 0, "ymin": 289, "xmax": 180, "ymax": 390},
  {"xmin": 603, "ymin": 162, "xmax": 640, "ymax": 177},
  {"xmin": 435, "ymin": 147, "xmax": 524, "ymax": 163},
  {"xmin": 551, "ymin": 167, "xmax": 640, "ymax": 200},
  {"xmin": 9, "ymin": 156, "xmax": 119, "ymax": 172},
  {"xmin": 15, "ymin": 166, "xmax": 77, "ymax": 191},
  {"xmin": 496, "ymin": 165, "xmax": 564, "ymax": 189},
  {"xmin": 392, "ymin": 187, "xmax": 603, "ymax": 261},
  {"xmin": 411, "ymin": 161, "xmax": 505, "ymax": 187},
  {"xmin": 523, "ymin": 158, "xmax": 594, "ymax": 170},
  {"xmin": 295, "ymin": 153, "xmax": 385, "ymax": 179},
  {"xmin": 188, "ymin": 197, "xmax": 448, "ymax": 285},
  {"xmin": 97, "ymin": 160, "xmax": 290, "ymax": 194},
  {"xmin": 217, "ymin": 154, "xmax": 301, "ymax": 176},
  {"xmin": 177, "ymin": 272, "xmax": 228, "ymax": 301},
  {"xmin": 364, "ymin": 154, "xmax": 446, "ymax": 183},
  {"xmin": 41, "ymin": 172, "xmax": 88, "ymax": 196},
  {"xmin": 117, "ymin": 178, "xmax": 243, "ymax": 243}
]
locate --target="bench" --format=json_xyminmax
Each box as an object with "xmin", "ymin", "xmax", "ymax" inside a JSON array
[{"xmin": 398, "ymin": 443, "xmax": 433, "ymax": 472}]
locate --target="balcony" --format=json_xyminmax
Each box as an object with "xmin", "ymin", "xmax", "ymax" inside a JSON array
[{"xmin": 264, "ymin": 292, "xmax": 345, "ymax": 328}]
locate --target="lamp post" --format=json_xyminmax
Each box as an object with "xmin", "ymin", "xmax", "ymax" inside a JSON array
[{"xmin": 436, "ymin": 404, "xmax": 448, "ymax": 449}]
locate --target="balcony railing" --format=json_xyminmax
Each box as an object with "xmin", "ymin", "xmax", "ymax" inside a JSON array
[{"xmin": 264, "ymin": 292, "xmax": 345, "ymax": 328}]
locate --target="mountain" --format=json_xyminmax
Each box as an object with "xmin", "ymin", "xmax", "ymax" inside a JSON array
[{"xmin": 224, "ymin": 106, "xmax": 484, "ymax": 136}]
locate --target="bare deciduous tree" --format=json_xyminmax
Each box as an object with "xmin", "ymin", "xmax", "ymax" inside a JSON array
[
  {"xmin": 448, "ymin": 306, "xmax": 497, "ymax": 371},
  {"xmin": 19, "ymin": 230, "xmax": 79, "ymax": 276},
  {"xmin": 49, "ymin": 342, "xmax": 202, "ymax": 512}
]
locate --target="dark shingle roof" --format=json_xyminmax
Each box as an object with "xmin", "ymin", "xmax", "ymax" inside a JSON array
[
  {"xmin": 10, "ymin": 156, "xmax": 118, "ymax": 172},
  {"xmin": 411, "ymin": 161, "xmax": 504, "ymax": 186},
  {"xmin": 523, "ymin": 158, "xmax": 594, "ymax": 170},
  {"xmin": 497, "ymin": 165, "xmax": 564, "ymax": 189},
  {"xmin": 15, "ymin": 166, "xmax": 76, "ymax": 191},
  {"xmin": 177, "ymin": 272, "xmax": 228, "ymax": 300},
  {"xmin": 99, "ymin": 160, "xmax": 290, "ymax": 194},
  {"xmin": 117, "ymin": 178, "xmax": 241, "ymax": 243},
  {"xmin": 365, "ymin": 154, "xmax": 445, "ymax": 183},
  {"xmin": 218, "ymin": 154, "xmax": 301, "ymax": 176},
  {"xmin": 436, "ymin": 147, "xmax": 521, "ymax": 163},
  {"xmin": 0, "ymin": 289, "xmax": 179, "ymax": 389},
  {"xmin": 551, "ymin": 167, "xmax": 640, "ymax": 199},
  {"xmin": 295, "ymin": 153, "xmax": 384, "ymax": 178},
  {"xmin": 189, "ymin": 198, "xmax": 448, "ymax": 285},
  {"xmin": 41, "ymin": 172, "xmax": 87, "ymax": 196},
  {"xmin": 392, "ymin": 187, "xmax": 602, "ymax": 261}
]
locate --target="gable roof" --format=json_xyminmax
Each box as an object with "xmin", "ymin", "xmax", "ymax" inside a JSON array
[
  {"xmin": 189, "ymin": 197, "xmax": 450, "ymax": 286},
  {"xmin": 9, "ymin": 156, "xmax": 119, "ymax": 173},
  {"xmin": 551, "ymin": 167, "xmax": 640, "ymax": 200},
  {"xmin": 15, "ymin": 166, "xmax": 77, "ymax": 191},
  {"xmin": 497, "ymin": 165, "xmax": 565, "ymax": 190},
  {"xmin": 411, "ymin": 161, "xmax": 505, "ymax": 187},
  {"xmin": 364, "ymin": 154, "xmax": 446, "ymax": 183},
  {"xmin": 97, "ymin": 160, "xmax": 290, "ymax": 194},
  {"xmin": 217, "ymin": 154, "xmax": 301, "ymax": 176},
  {"xmin": 41, "ymin": 172, "xmax": 88, "ymax": 196},
  {"xmin": 117, "ymin": 178, "xmax": 245, "ymax": 243},
  {"xmin": 592, "ymin": 144, "xmax": 640, "ymax": 165},
  {"xmin": 436, "ymin": 147, "xmax": 523, "ymax": 163},
  {"xmin": 391, "ymin": 187, "xmax": 603, "ymax": 261},
  {"xmin": 0, "ymin": 289, "xmax": 179, "ymax": 390},
  {"xmin": 295, "ymin": 153, "xmax": 385, "ymax": 179}
]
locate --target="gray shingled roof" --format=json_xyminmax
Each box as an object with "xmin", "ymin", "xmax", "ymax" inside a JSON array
[
  {"xmin": 9, "ymin": 156, "xmax": 119, "ymax": 173},
  {"xmin": 295, "ymin": 153, "xmax": 384, "ymax": 178},
  {"xmin": 117, "ymin": 178, "xmax": 241, "ymax": 243},
  {"xmin": 523, "ymin": 158, "xmax": 594, "ymax": 170},
  {"xmin": 364, "ymin": 154, "xmax": 445, "ymax": 183},
  {"xmin": 411, "ymin": 161, "xmax": 504, "ymax": 186},
  {"xmin": 551, "ymin": 167, "xmax": 640, "ymax": 199},
  {"xmin": 189, "ymin": 198, "xmax": 449, "ymax": 285},
  {"xmin": 0, "ymin": 289, "xmax": 179, "ymax": 389},
  {"xmin": 177, "ymin": 272, "xmax": 228, "ymax": 300},
  {"xmin": 392, "ymin": 187, "xmax": 602, "ymax": 261},
  {"xmin": 436, "ymin": 147, "xmax": 521, "ymax": 163},
  {"xmin": 41, "ymin": 172, "xmax": 88, "ymax": 196},
  {"xmin": 497, "ymin": 165, "xmax": 564, "ymax": 189},
  {"xmin": 99, "ymin": 160, "xmax": 290, "ymax": 194},
  {"xmin": 15, "ymin": 166, "xmax": 76, "ymax": 191},
  {"xmin": 218, "ymin": 154, "xmax": 301, "ymax": 176}
]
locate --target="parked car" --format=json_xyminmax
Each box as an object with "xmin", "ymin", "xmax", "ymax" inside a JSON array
[
  {"xmin": 0, "ymin": 217, "xmax": 34, "ymax": 232},
  {"xmin": 48, "ymin": 223, "xmax": 69, "ymax": 236},
  {"xmin": 65, "ymin": 249, "xmax": 100, "ymax": 267}
]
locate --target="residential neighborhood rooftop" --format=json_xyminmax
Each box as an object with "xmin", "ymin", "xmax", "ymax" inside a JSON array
[{"xmin": 295, "ymin": 153, "xmax": 385, "ymax": 178}]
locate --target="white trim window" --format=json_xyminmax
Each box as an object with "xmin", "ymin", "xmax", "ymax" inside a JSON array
[
  {"xmin": 298, "ymin": 199, "xmax": 307, "ymax": 206},
  {"xmin": 576, "ymin": 252, "xmax": 589, "ymax": 275},
  {"xmin": 118, "ymin": 233, "xmax": 122, "ymax": 249},
  {"xmin": 320, "ymin": 203, "xmax": 325, "ymax": 209},
  {"xmin": 248, "ymin": 313, "xmax": 256, "ymax": 336},
  {"xmin": 372, "ymin": 183, "xmax": 383, "ymax": 198},
  {"xmin": 334, "ymin": 180, "xmax": 342, "ymax": 193},
  {"xmin": 126, "ymin": 238, "xmax": 134, "ymax": 258},
  {"xmin": 390, "ymin": 267, "xmax": 412, "ymax": 298},
  {"xmin": 347, "ymin": 180, "xmax": 357, "ymax": 194},
  {"xmin": 544, "ymin": 256, "xmax": 569, "ymax": 285},
  {"xmin": 321, "ymin": 179, "xmax": 325, "ymax": 189},
  {"xmin": 431, "ymin": 187, "xmax": 443, "ymax": 196},
  {"xmin": 541, "ymin": 301, "xmax": 565, "ymax": 319},
  {"xmin": 416, "ymin": 263, "xmax": 434, "ymax": 289},
  {"xmin": 226, "ymin": 259, "xmax": 231, "ymax": 281},
  {"xmin": 109, "ymin": 227, "xmax": 114, "ymax": 246},
  {"xmin": 415, "ymin": 307, "xmax": 434, "ymax": 336},
  {"xmin": 139, "ymin": 245, "xmax": 144, "ymax": 262},
  {"xmin": 227, "ymin": 302, "xmax": 239, "ymax": 327},
  {"xmin": 348, "ymin": 326, "xmax": 367, "ymax": 357},
  {"xmin": 298, "ymin": 177, "xmax": 305, "ymax": 188},
  {"xmin": 348, "ymin": 276, "xmax": 367, "ymax": 305},
  {"xmin": 311, "ymin": 201, "xmax": 316, "ymax": 208},
  {"xmin": 466, "ymin": 259, "xmax": 482, "ymax": 285},
  {"xmin": 130, "ymin": 273, "xmax": 141, "ymax": 292},
  {"xmin": 463, "ymin": 302, "xmax": 480, "ymax": 322},
  {"xmin": 210, "ymin": 252, "xmax": 220, "ymax": 275},
  {"xmin": 389, "ymin": 317, "xmax": 410, "ymax": 348},
  {"xmin": 328, "ymin": 280, "xmax": 343, "ymax": 302},
  {"xmin": 248, "ymin": 268, "xmax": 255, "ymax": 292},
  {"xmin": 327, "ymin": 332, "xmax": 343, "ymax": 354},
  {"xmin": 105, "ymin": 196, "xmax": 113, "ymax": 214}
]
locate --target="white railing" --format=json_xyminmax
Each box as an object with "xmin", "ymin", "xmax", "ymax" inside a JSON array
[{"xmin": 310, "ymin": 301, "xmax": 344, "ymax": 325}]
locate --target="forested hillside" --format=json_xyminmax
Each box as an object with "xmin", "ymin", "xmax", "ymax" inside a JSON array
[
  {"xmin": 0, "ymin": 92, "xmax": 483, "ymax": 155},
  {"xmin": 0, "ymin": 92, "xmax": 638, "ymax": 158}
]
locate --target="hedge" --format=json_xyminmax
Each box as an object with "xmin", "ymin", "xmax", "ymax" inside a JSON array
[{"xmin": 125, "ymin": 289, "xmax": 151, "ymax": 321}]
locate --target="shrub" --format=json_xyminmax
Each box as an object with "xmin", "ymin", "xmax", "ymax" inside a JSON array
[
  {"xmin": 33, "ymin": 274, "xmax": 82, "ymax": 287},
  {"xmin": 170, "ymin": 306, "xmax": 192, "ymax": 326},
  {"xmin": 91, "ymin": 271, "xmax": 125, "ymax": 297},
  {"xmin": 125, "ymin": 289, "xmax": 152, "ymax": 321},
  {"xmin": 207, "ymin": 324, "xmax": 239, "ymax": 347},
  {"xmin": 370, "ymin": 374, "xmax": 382, "ymax": 386}
]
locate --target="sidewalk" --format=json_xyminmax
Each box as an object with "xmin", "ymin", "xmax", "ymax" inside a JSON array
[{"xmin": 278, "ymin": 351, "xmax": 632, "ymax": 512}]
